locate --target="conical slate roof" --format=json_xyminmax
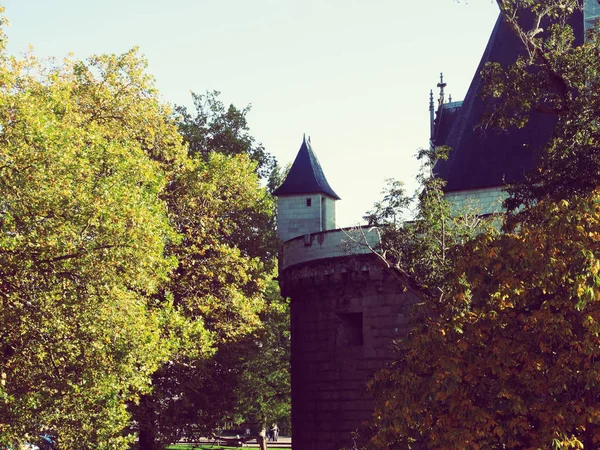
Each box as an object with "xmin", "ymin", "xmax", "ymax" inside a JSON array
[
  {"xmin": 434, "ymin": 9, "xmax": 583, "ymax": 192},
  {"xmin": 273, "ymin": 135, "xmax": 340, "ymax": 200}
]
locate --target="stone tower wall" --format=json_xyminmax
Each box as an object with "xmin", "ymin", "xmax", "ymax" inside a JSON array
[
  {"xmin": 321, "ymin": 195, "xmax": 336, "ymax": 231},
  {"xmin": 277, "ymin": 194, "xmax": 335, "ymax": 242},
  {"xmin": 279, "ymin": 230, "xmax": 416, "ymax": 450}
]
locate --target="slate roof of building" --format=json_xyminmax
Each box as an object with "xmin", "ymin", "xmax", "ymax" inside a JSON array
[
  {"xmin": 431, "ymin": 101, "xmax": 463, "ymax": 148},
  {"xmin": 433, "ymin": 9, "xmax": 583, "ymax": 192},
  {"xmin": 272, "ymin": 135, "xmax": 341, "ymax": 200}
]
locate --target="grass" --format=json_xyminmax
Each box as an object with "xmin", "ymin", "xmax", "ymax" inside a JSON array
[{"xmin": 167, "ymin": 445, "xmax": 289, "ymax": 450}]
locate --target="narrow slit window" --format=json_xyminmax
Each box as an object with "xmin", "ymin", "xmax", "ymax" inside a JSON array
[{"xmin": 306, "ymin": 198, "xmax": 312, "ymax": 206}]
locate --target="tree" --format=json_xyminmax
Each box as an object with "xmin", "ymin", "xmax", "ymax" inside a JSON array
[
  {"xmin": 364, "ymin": 192, "xmax": 600, "ymax": 449},
  {"xmin": 232, "ymin": 278, "xmax": 291, "ymax": 434},
  {"xmin": 132, "ymin": 152, "xmax": 280, "ymax": 449},
  {"xmin": 363, "ymin": 146, "xmax": 490, "ymax": 300},
  {"xmin": 0, "ymin": 10, "xmax": 289, "ymax": 450},
  {"xmin": 133, "ymin": 103, "xmax": 285, "ymax": 448},
  {"xmin": 175, "ymin": 91, "xmax": 276, "ymax": 180},
  {"xmin": 0, "ymin": 28, "xmax": 188, "ymax": 450},
  {"xmin": 358, "ymin": 2, "xmax": 600, "ymax": 448}
]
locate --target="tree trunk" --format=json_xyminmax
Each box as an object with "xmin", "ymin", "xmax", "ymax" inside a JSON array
[
  {"xmin": 136, "ymin": 394, "xmax": 161, "ymax": 450},
  {"xmin": 257, "ymin": 427, "xmax": 268, "ymax": 450},
  {"xmin": 138, "ymin": 427, "xmax": 159, "ymax": 450}
]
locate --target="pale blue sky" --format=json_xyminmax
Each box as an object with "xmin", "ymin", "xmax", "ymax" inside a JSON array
[{"xmin": 5, "ymin": 0, "xmax": 499, "ymax": 226}]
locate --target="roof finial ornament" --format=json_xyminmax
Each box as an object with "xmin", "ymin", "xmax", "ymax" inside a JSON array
[
  {"xmin": 437, "ymin": 72, "xmax": 447, "ymax": 107},
  {"xmin": 429, "ymin": 89, "xmax": 435, "ymax": 141},
  {"xmin": 303, "ymin": 132, "xmax": 306, "ymax": 143},
  {"xmin": 449, "ymin": 94, "xmax": 452, "ymax": 103},
  {"xmin": 429, "ymin": 89, "xmax": 434, "ymax": 112}
]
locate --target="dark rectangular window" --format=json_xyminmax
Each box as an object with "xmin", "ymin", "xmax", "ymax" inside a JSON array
[
  {"xmin": 337, "ymin": 312, "xmax": 363, "ymax": 347},
  {"xmin": 306, "ymin": 198, "xmax": 312, "ymax": 206}
]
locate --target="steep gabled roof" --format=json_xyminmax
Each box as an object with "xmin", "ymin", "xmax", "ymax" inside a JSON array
[
  {"xmin": 434, "ymin": 9, "xmax": 583, "ymax": 192},
  {"xmin": 273, "ymin": 135, "xmax": 340, "ymax": 200}
]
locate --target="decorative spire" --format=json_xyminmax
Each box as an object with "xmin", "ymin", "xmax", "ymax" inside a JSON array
[
  {"xmin": 429, "ymin": 89, "xmax": 435, "ymax": 141},
  {"xmin": 449, "ymin": 94, "xmax": 452, "ymax": 103},
  {"xmin": 437, "ymin": 72, "xmax": 447, "ymax": 107},
  {"xmin": 429, "ymin": 89, "xmax": 434, "ymax": 112}
]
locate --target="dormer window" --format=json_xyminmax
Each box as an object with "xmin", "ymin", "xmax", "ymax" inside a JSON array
[{"xmin": 306, "ymin": 198, "xmax": 311, "ymax": 206}]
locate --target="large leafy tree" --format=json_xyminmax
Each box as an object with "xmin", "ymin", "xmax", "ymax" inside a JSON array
[
  {"xmin": 133, "ymin": 96, "xmax": 286, "ymax": 448},
  {"xmin": 173, "ymin": 90, "xmax": 289, "ymax": 444},
  {"xmin": 175, "ymin": 91, "xmax": 276, "ymax": 180},
  {"xmin": 0, "ymin": 19, "xmax": 190, "ymax": 450},
  {"xmin": 365, "ymin": 193, "xmax": 600, "ymax": 449},
  {"xmin": 358, "ymin": 2, "xmax": 600, "ymax": 448},
  {"xmin": 133, "ymin": 152, "xmax": 280, "ymax": 449},
  {"xmin": 0, "ymin": 9, "xmax": 287, "ymax": 450},
  {"xmin": 232, "ymin": 279, "xmax": 291, "ymax": 434}
]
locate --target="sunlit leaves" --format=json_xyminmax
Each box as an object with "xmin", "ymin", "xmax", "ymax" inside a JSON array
[
  {"xmin": 364, "ymin": 191, "xmax": 600, "ymax": 449},
  {"xmin": 132, "ymin": 108, "xmax": 282, "ymax": 447},
  {"xmin": 0, "ymin": 28, "xmax": 187, "ymax": 449},
  {"xmin": 0, "ymin": 9, "xmax": 284, "ymax": 449}
]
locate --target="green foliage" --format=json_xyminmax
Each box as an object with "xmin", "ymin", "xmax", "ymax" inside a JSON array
[
  {"xmin": 364, "ymin": 192, "xmax": 600, "ymax": 449},
  {"xmin": 145, "ymin": 276, "xmax": 291, "ymax": 444},
  {"xmin": 0, "ymin": 31, "xmax": 186, "ymax": 450},
  {"xmin": 266, "ymin": 161, "xmax": 290, "ymax": 196},
  {"xmin": 232, "ymin": 278, "xmax": 291, "ymax": 428},
  {"xmin": 364, "ymin": 146, "xmax": 490, "ymax": 298},
  {"xmin": 0, "ymin": 9, "xmax": 288, "ymax": 449},
  {"xmin": 166, "ymin": 152, "xmax": 277, "ymax": 319},
  {"xmin": 360, "ymin": 4, "xmax": 600, "ymax": 449},
  {"xmin": 132, "ymin": 152, "xmax": 281, "ymax": 448},
  {"xmin": 133, "ymin": 96, "xmax": 285, "ymax": 448},
  {"xmin": 175, "ymin": 91, "xmax": 276, "ymax": 180}
]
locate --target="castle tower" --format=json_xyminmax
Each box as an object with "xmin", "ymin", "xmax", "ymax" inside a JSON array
[
  {"xmin": 274, "ymin": 136, "xmax": 416, "ymax": 450},
  {"xmin": 272, "ymin": 135, "xmax": 340, "ymax": 242}
]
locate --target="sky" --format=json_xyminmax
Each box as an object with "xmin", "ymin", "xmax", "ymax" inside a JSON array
[{"xmin": 4, "ymin": 0, "xmax": 500, "ymax": 227}]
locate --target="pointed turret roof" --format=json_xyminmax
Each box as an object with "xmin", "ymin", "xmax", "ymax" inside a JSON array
[
  {"xmin": 434, "ymin": 9, "xmax": 583, "ymax": 192},
  {"xmin": 273, "ymin": 135, "xmax": 340, "ymax": 199}
]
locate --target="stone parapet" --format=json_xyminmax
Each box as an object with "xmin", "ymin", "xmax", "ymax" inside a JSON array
[{"xmin": 280, "ymin": 226, "xmax": 380, "ymax": 271}]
